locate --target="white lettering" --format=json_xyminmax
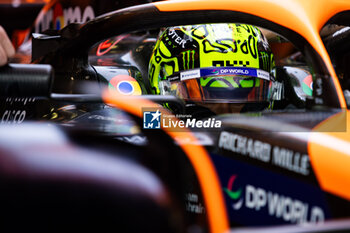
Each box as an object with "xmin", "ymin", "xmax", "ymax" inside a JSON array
[
  {"xmin": 283, "ymin": 197, "xmax": 292, "ymax": 221},
  {"xmin": 1, "ymin": 110, "xmax": 26, "ymax": 124},
  {"xmin": 36, "ymin": 10, "xmax": 53, "ymax": 33},
  {"xmin": 180, "ymin": 69, "xmax": 200, "ymax": 80},
  {"xmin": 273, "ymin": 146, "xmax": 309, "ymax": 175},
  {"xmin": 178, "ymin": 121, "xmax": 184, "ymax": 128},
  {"xmin": 268, "ymin": 192, "xmax": 284, "ymax": 219},
  {"xmin": 249, "ymin": 140, "xmax": 271, "ymax": 162},
  {"xmin": 64, "ymin": 7, "xmax": 81, "ymax": 25},
  {"xmin": 163, "ymin": 118, "xmax": 221, "ymax": 129},
  {"xmin": 186, "ymin": 118, "xmax": 196, "ymax": 128},
  {"xmin": 310, "ymin": 206, "xmax": 325, "ymax": 223},
  {"xmin": 218, "ymin": 132, "xmax": 270, "ymax": 161},
  {"xmin": 185, "ymin": 192, "xmax": 205, "ymax": 214},
  {"xmin": 196, "ymin": 120, "xmax": 203, "ymax": 128},
  {"xmin": 220, "ymin": 68, "xmax": 249, "ymax": 75},
  {"xmin": 215, "ymin": 121, "xmax": 222, "ymax": 128},
  {"xmin": 35, "ymin": 5, "xmax": 95, "ymax": 32},
  {"xmin": 245, "ymin": 185, "xmax": 267, "ymax": 210},
  {"xmin": 245, "ymin": 185, "xmax": 256, "ymax": 209},
  {"xmin": 81, "ymin": 6, "xmax": 94, "ymax": 22},
  {"xmin": 186, "ymin": 193, "xmax": 198, "ymax": 202},
  {"xmin": 168, "ymin": 29, "xmax": 187, "ymax": 48},
  {"xmin": 219, "ymin": 132, "xmax": 310, "ymax": 176},
  {"xmin": 203, "ymin": 118, "xmax": 211, "ymax": 128},
  {"xmin": 256, "ymin": 188, "xmax": 267, "ymax": 211},
  {"xmin": 257, "ymin": 70, "xmax": 270, "ymax": 80},
  {"xmin": 246, "ymin": 184, "xmax": 324, "ymax": 224},
  {"xmin": 1, "ymin": 110, "xmax": 9, "ymax": 123}
]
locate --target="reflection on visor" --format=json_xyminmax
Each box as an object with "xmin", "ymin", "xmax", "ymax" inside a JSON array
[{"xmin": 160, "ymin": 67, "xmax": 273, "ymax": 103}]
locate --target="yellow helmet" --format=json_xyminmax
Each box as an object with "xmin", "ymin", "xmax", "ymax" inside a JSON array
[{"xmin": 148, "ymin": 23, "xmax": 275, "ymax": 105}]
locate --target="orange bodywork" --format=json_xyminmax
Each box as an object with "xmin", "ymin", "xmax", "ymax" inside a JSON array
[
  {"xmin": 102, "ymin": 90, "xmax": 229, "ymax": 233},
  {"xmin": 154, "ymin": 0, "xmax": 350, "ymax": 108},
  {"xmin": 309, "ymin": 110, "xmax": 350, "ymax": 200},
  {"xmin": 154, "ymin": 0, "xmax": 350, "ymax": 202},
  {"xmin": 30, "ymin": 0, "xmax": 350, "ymax": 229}
]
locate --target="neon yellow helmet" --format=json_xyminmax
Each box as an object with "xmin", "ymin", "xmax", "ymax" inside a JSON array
[{"xmin": 149, "ymin": 23, "xmax": 275, "ymax": 106}]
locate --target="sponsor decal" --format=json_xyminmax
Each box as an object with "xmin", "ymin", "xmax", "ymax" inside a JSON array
[
  {"xmin": 168, "ymin": 67, "xmax": 271, "ymax": 83},
  {"xmin": 168, "ymin": 75, "xmax": 180, "ymax": 82},
  {"xmin": 0, "ymin": 98, "xmax": 35, "ymax": 124},
  {"xmin": 181, "ymin": 50, "xmax": 196, "ymax": 70},
  {"xmin": 224, "ymin": 175, "xmax": 243, "ymax": 210},
  {"xmin": 223, "ymin": 175, "xmax": 325, "ymax": 224},
  {"xmin": 218, "ymin": 131, "xmax": 310, "ymax": 175},
  {"xmin": 167, "ymin": 28, "xmax": 187, "ymax": 48},
  {"xmin": 143, "ymin": 108, "xmax": 221, "ymax": 131},
  {"xmin": 211, "ymin": 69, "xmax": 219, "ymax": 75},
  {"xmin": 35, "ymin": 3, "xmax": 95, "ymax": 33},
  {"xmin": 108, "ymin": 75, "xmax": 142, "ymax": 96},
  {"xmin": 259, "ymin": 51, "xmax": 272, "ymax": 72},
  {"xmin": 180, "ymin": 69, "xmax": 201, "ymax": 81},
  {"xmin": 201, "ymin": 67, "xmax": 271, "ymax": 81},
  {"xmin": 1, "ymin": 110, "xmax": 26, "ymax": 124},
  {"xmin": 211, "ymin": 154, "xmax": 329, "ymax": 226},
  {"xmin": 4, "ymin": 97, "xmax": 35, "ymax": 106},
  {"xmin": 185, "ymin": 193, "xmax": 205, "ymax": 214},
  {"xmin": 257, "ymin": 70, "xmax": 270, "ymax": 80},
  {"xmin": 219, "ymin": 68, "xmax": 249, "ymax": 75},
  {"xmin": 302, "ymin": 74, "xmax": 313, "ymax": 96},
  {"xmin": 244, "ymin": 183, "xmax": 325, "ymax": 224}
]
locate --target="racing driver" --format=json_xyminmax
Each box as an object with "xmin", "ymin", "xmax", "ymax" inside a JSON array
[{"xmin": 148, "ymin": 23, "xmax": 277, "ymax": 116}]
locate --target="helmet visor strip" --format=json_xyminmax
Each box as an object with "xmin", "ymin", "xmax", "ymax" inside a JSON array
[{"xmin": 160, "ymin": 67, "xmax": 274, "ymax": 103}]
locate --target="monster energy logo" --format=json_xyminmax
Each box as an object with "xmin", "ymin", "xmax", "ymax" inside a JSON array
[
  {"xmin": 182, "ymin": 50, "xmax": 196, "ymax": 70},
  {"xmin": 259, "ymin": 52, "xmax": 271, "ymax": 72}
]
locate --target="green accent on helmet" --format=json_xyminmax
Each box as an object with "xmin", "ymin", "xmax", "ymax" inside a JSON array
[
  {"xmin": 149, "ymin": 23, "xmax": 275, "ymax": 101},
  {"xmin": 240, "ymin": 79, "xmax": 255, "ymax": 88},
  {"xmin": 181, "ymin": 50, "xmax": 196, "ymax": 70},
  {"xmin": 200, "ymin": 77, "xmax": 240, "ymax": 88}
]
